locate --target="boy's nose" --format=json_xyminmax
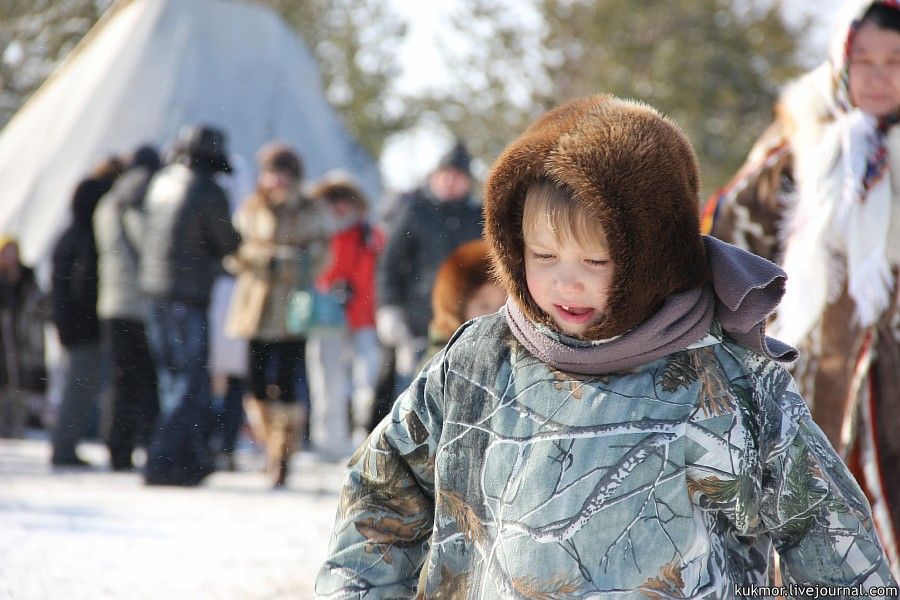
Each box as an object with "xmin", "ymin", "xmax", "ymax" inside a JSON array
[{"xmin": 555, "ymin": 272, "xmax": 584, "ymax": 294}]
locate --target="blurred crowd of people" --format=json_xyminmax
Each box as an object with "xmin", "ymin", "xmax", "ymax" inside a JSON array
[{"xmin": 0, "ymin": 125, "xmax": 505, "ymax": 489}]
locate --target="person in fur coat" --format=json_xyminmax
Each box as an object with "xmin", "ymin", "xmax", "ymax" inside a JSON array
[
  {"xmin": 315, "ymin": 95, "xmax": 896, "ymax": 598},
  {"xmin": 704, "ymin": 1, "xmax": 900, "ymax": 572},
  {"xmin": 225, "ymin": 142, "xmax": 331, "ymax": 487}
]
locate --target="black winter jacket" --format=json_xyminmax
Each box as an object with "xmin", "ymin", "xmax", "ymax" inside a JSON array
[
  {"xmin": 52, "ymin": 178, "xmax": 111, "ymax": 346},
  {"xmin": 139, "ymin": 163, "xmax": 240, "ymax": 306},
  {"xmin": 0, "ymin": 266, "xmax": 47, "ymax": 391},
  {"xmin": 376, "ymin": 188, "xmax": 482, "ymax": 338}
]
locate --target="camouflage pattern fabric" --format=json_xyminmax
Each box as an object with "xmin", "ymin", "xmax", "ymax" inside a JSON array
[{"xmin": 316, "ymin": 314, "xmax": 896, "ymax": 599}]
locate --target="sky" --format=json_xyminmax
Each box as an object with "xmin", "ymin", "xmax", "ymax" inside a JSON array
[
  {"xmin": 380, "ymin": 1, "xmax": 463, "ymax": 193},
  {"xmin": 379, "ymin": 0, "xmax": 847, "ymax": 193}
]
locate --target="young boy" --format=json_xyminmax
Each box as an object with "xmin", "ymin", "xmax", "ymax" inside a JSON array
[{"xmin": 315, "ymin": 96, "xmax": 897, "ymax": 598}]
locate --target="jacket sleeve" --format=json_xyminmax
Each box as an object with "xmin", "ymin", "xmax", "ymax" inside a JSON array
[
  {"xmin": 308, "ymin": 204, "xmax": 334, "ymax": 278},
  {"xmin": 231, "ymin": 202, "xmax": 272, "ymax": 274},
  {"xmin": 316, "ymin": 232, "xmax": 352, "ymax": 291},
  {"xmin": 757, "ymin": 368, "xmax": 897, "ymax": 592},
  {"xmin": 703, "ymin": 123, "xmax": 791, "ymax": 263},
  {"xmin": 204, "ymin": 186, "xmax": 241, "ymax": 260},
  {"xmin": 19, "ymin": 276, "xmax": 48, "ymax": 391},
  {"xmin": 121, "ymin": 205, "xmax": 145, "ymax": 257},
  {"xmin": 50, "ymin": 237, "xmax": 74, "ymax": 339},
  {"xmin": 376, "ymin": 200, "xmax": 415, "ymax": 309},
  {"xmin": 315, "ymin": 351, "xmax": 443, "ymax": 599}
]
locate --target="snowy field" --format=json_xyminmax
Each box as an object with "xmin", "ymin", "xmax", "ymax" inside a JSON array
[{"xmin": 0, "ymin": 434, "xmax": 347, "ymax": 599}]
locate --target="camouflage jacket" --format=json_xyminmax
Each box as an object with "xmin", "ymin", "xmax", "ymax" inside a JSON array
[{"xmin": 316, "ymin": 313, "xmax": 896, "ymax": 599}]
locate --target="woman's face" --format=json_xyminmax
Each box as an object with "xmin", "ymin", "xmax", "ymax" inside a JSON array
[
  {"xmin": 259, "ymin": 169, "xmax": 296, "ymax": 203},
  {"xmin": 848, "ymin": 20, "xmax": 900, "ymax": 118}
]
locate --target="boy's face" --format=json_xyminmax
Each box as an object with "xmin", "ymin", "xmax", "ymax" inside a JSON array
[{"xmin": 524, "ymin": 227, "xmax": 614, "ymax": 337}]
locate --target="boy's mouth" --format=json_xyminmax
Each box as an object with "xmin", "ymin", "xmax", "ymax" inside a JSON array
[{"xmin": 554, "ymin": 304, "xmax": 595, "ymax": 324}]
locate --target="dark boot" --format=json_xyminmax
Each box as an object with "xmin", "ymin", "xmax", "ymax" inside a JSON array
[
  {"xmin": 268, "ymin": 402, "xmax": 303, "ymax": 488},
  {"xmin": 274, "ymin": 456, "xmax": 289, "ymax": 488}
]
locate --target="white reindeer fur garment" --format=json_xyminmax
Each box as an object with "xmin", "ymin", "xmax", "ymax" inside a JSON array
[{"xmin": 772, "ymin": 19, "xmax": 900, "ymax": 346}]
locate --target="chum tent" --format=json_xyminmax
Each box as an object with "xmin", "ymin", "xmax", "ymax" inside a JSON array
[{"xmin": 0, "ymin": 0, "xmax": 382, "ymax": 268}]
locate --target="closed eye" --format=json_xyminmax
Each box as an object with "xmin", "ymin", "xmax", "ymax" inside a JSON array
[
  {"xmin": 531, "ymin": 252, "xmax": 554, "ymax": 260},
  {"xmin": 585, "ymin": 259, "xmax": 610, "ymax": 267}
]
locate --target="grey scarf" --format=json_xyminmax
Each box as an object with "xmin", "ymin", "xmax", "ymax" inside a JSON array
[{"xmin": 505, "ymin": 236, "xmax": 797, "ymax": 375}]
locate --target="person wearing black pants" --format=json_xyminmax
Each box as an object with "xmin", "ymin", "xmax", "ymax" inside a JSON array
[
  {"xmin": 140, "ymin": 128, "xmax": 240, "ymax": 486},
  {"xmin": 224, "ymin": 143, "xmax": 330, "ymax": 488},
  {"xmin": 51, "ymin": 162, "xmax": 123, "ymax": 467},
  {"xmin": 245, "ymin": 340, "xmax": 308, "ymax": 487},
  {"xmin": 93, "ymin": 146, "xmax": 162, "ymax": 470},
  {"xmin": 105, "ymin": 319, "xmax": 158, "ymax": 470}
]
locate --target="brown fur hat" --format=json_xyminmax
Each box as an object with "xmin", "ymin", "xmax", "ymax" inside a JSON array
[
  {"xmin": 430, "ymin": 240, "xmax": 496, "ymax": 339},
  {"xmin": 310, "ymin": 174, "xmax": 369, "ymax": 212},
  {"xmin": 484, "ymin": 94, "xmax": 709, "ymax": 339}
]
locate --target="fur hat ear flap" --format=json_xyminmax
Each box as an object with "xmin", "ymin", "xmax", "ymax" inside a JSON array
[{"xmin": 484, "ymin": 94, "xmax": 709, "ymax": 339}]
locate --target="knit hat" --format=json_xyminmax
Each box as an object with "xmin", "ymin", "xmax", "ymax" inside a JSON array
[
  {"xmin": 436, "ymin": 140, "xmax": 472, "ymax": 176},
  {"xmin": 257, "ymin": 141, "xmax": 303, "ymax": 180},
  {"xmin": 484, "ymin": 94, "xmax": 709, "ymax": 340},
  {"xmin": 174, "ymin": 124, "xmax": 232, "ymax": 173},
  {"xmin": 129, "ymin": 144, "xmax": 161, "ymax": 172},
  {"xmin": 430, "ymin": 239, "xmax": 496, "ymax": 339}
]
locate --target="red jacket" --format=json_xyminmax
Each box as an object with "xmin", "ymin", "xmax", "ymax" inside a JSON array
[{"xmin": 316, "ymin": 222, "xmax": 384, "ymax": 331}]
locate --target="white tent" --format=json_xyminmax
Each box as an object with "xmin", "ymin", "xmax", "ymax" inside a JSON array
[{"xmin": 0, "ymin": 0, "xmax": 382, "ymax": 268}]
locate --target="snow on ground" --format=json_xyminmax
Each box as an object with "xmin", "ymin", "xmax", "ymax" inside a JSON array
[{"xmin": 0, "ymin": 433, "xmax": 348, "ymax": 599}]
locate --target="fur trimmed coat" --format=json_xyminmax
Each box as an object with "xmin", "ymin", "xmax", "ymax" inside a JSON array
[
  {"xmin": 225, "ymin": 192, "xmax": 331, "ymax": 341},
  {"xmin": 315, "ymin": 315, "xmax": 895, "ymax": 598},
  {"xmin": 704, "ymin": 67, "xmax": 900, "ymax": 571}
]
